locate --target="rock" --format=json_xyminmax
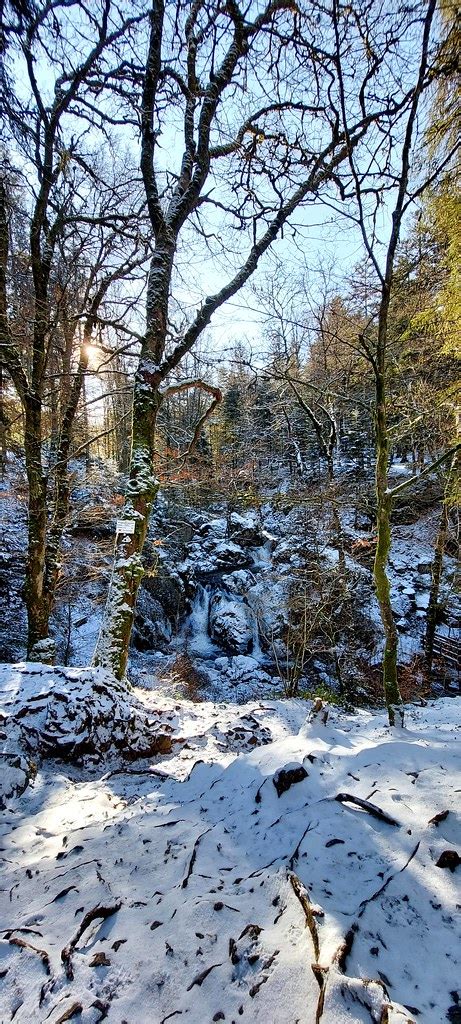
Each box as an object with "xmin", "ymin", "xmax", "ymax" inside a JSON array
[
  {"xmin": 417, "ymin": 560, "xmax": 432, "ymax": 574},
  {"xmin": 209, "ymin": 596, "xmax": 253, "ymax": 654},
  {"xmin": 247, "ymin": 579, "xmax": 288, "ymax": 641},
  {"xmin": 28, "ymin": 637, "xmax": 56, "ymax": 664},
  {"xmin": 221, "ymin": 570, "xmax": 256, "ymax": 596},
  {"xmin": 0, "ymin": 663, "xmax": 175, "ymax": 763},
  {"xmin": 436, "ymin": 850, "xmax": 461, "ymax": 872},
  {"xmin": 273, "ymin": 762, "xmax": 308, "ymax": 797},
  {"xmin": 199, "ymin": 517, "xmax": 227, "ymax": 538},
  {"xmin": 142, "ymin": 568, "xmax": 185, "ymax": 624},
  {"xmin": 213, "ymin": 541, "xmax": 249, "ymax": 568},
  {"xmin": 0, "ymin": 752, "xmax": 34, "ymax": 808},
  {"xmin": 213, "ymin": 655, "xmax": 270, "ymax": 685},
  {"xmin": 132, "ymin": 589, "xmax": 172, "ymax": 652},
  {"xmin": 229, "ymin": 512, "xmax": 264, "ymax": 547}
]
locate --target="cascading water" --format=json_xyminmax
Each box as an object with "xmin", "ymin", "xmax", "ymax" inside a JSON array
[{"xmin": 185, "ymin": 583, "xmax": 216, "ymax": 657}]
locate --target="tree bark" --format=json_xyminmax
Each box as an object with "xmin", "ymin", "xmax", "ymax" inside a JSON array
[
  {"xmin": 373, "ymin": 373, "xmax": 404, "ymax": 726},
  {"xmin": 92, "ymin": 371, "xmax": 163, "ymax": 678},
  {"xmin": 24, "ymin": 398, "xmax": 50, "ymax": 656}
]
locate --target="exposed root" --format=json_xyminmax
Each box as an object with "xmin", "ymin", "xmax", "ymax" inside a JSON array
[{"xmin": 61, "ymin": 902, "xmax": 121, "ymax": 979}]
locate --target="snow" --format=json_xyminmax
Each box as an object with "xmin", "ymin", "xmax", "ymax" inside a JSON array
[{"xmin": 1, "ymin": 664, "xmax": 460, "ymax": 1023}]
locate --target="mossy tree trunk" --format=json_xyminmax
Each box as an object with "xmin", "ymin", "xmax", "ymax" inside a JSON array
[
  {"xmin": 92, "ymin": 228, "xmax": 174, "ymax": 679},
  {"xmin": 373, "ymin": 372, "xmax": 404, "ymax": 726}
]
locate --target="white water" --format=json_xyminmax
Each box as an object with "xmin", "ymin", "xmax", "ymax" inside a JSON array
[{"xmin": 185, "ymin": 584, "xmax": 216, "ymax": 657}]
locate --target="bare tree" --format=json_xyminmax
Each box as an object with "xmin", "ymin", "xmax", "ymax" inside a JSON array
[
  {"xmin": 333, "ymin": 0, "xmax": 460, "ymax": 723},
  {"xmin": 93, "ymin": 0, "xmax": 424, "ymax": 678},
  {"xmin": 1, "ymin": 1, "xmax": 149, "ymax": 656}
]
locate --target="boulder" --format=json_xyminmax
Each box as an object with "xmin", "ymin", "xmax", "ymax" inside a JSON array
[
  {"xmin": 131, "ymin": 589, "xmax": 172, "ymax": 652},
  {"xmin": 199, "ymin": 517, "xmax": 227, "ymax": 538},
  {"xmin": 213, "ymin": 541, "xmax": 249, "ymax": 568},
  {"xmin": 209, "ymin": 595, "xmax": 253, "ymax": 654},
  {"xmin": 228, "ymin": 512, "xmax": 263, "ymax": 547},
  {"xmin": 247, "ymin": 579, "xmax": 288, "ymax": 642},
  {"xmin": 221, "ymin": 570, "xmax": 256, "ymax": 596},
  {"xmin": 142, "ymin": 568, "xmax": 185, "ymax": 624},
  {"xmin": 0, "ymin": 663, "xmax": 175, "ymax": 764}
]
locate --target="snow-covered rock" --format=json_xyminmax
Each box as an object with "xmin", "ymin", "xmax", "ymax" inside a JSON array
[
  {"xmin": 221, "ymin": 569, "xmax": 256, "ymax": 595},
  {"xmin": 213, "ymin": 540, "xmax": 249, "ymax": 567},
  {"xmin": 228, "ymin": 511, "xmax": 264, "ymax": 547},
  {"xmin": 209, "ymin": 596, "xmax": 253, "ymax": 654},
  {"xmin": 199, "ymin": 517, "xmax": 227, "ymax": 538},
  {"xmin": 0, "ymin": 664, "xmax": 176, "ymax": 771},
  {"xmin": 0, "ymin": 752, "xmax": 33, "ymax": 809},
  {"xmin": 213, "ymin": 654, "xmax": 271, "ymax": 685},
  {"xmin": 247, "ymin": 579, "xmax": 288, "ymax": 641}
]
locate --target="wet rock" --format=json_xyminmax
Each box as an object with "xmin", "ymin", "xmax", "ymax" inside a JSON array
[
  {"xmin": 273, "ymin": 762, "xmax": 308, "ymax": 797},
  {"xmin": 229, "ymin": 512, "xmax": 264, "ymax": 547},
  {"xmin": 142, "ymin": 567, "xmax": 185, "ymax": 624},
  {"xmin": 221, "ymin": 570, "xmax": 256, "ymax": 596},
  {"xmin": 132, "ymin": 590, "xmax": 172, "ymax": 652}
]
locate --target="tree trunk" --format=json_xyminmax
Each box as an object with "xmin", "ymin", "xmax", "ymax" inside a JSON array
[
  {"xmin": 24, "ymin": 399, "xmax": 51, "ymax": 658},
  {"xmin": 373, "ymin": 376, "xmax": 404, "ymax": 726},
  {"xmin": 92, "ymin": 380, "xmax": 162, "ymax": 678}
]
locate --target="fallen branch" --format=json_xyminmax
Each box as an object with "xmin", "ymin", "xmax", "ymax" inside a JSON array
[
  {"xmin": 54, "ymin": 1002, "xmax": 83, "ymax": 1024},
  {"xmin": 335, "ymin": 793, "xmax": 399, "ymax": 826},
  {"xmin": 61, "ymin": 902, "xmax": 121, "ymax": 979}
]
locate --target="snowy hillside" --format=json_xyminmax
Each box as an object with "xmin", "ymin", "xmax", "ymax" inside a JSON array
[{"xmin": 1, "ymin": 664, "xmax": 460, "ymax": 1023}]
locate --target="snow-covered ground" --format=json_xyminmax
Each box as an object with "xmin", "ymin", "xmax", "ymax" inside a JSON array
[{"xmin": 1, "ymin": 664, "xmax": 460, "ymax": 1023}]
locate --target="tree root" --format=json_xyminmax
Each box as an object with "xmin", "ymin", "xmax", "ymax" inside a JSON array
[{"xmin": 61, "ymin": 902, "xmax": 121, "ymax": 979}]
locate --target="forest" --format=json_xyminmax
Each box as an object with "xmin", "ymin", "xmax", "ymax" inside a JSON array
[{"xmin": 0, "ymin": 0, "xmax": 460, "ymax": 1021}]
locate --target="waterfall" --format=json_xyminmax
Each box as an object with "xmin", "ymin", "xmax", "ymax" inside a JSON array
[
  {"xmin": 186, "ymin": 584, "xmax": 215, "ymax": 657},
  {"xmin": 250, "ymin": 609, "xmax": 262, "ymax": 659}
]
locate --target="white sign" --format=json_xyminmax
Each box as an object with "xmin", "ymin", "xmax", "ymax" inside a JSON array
[{"xmin": 116, "ymin": 519, "xmax": 136, "ymax": 535}]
